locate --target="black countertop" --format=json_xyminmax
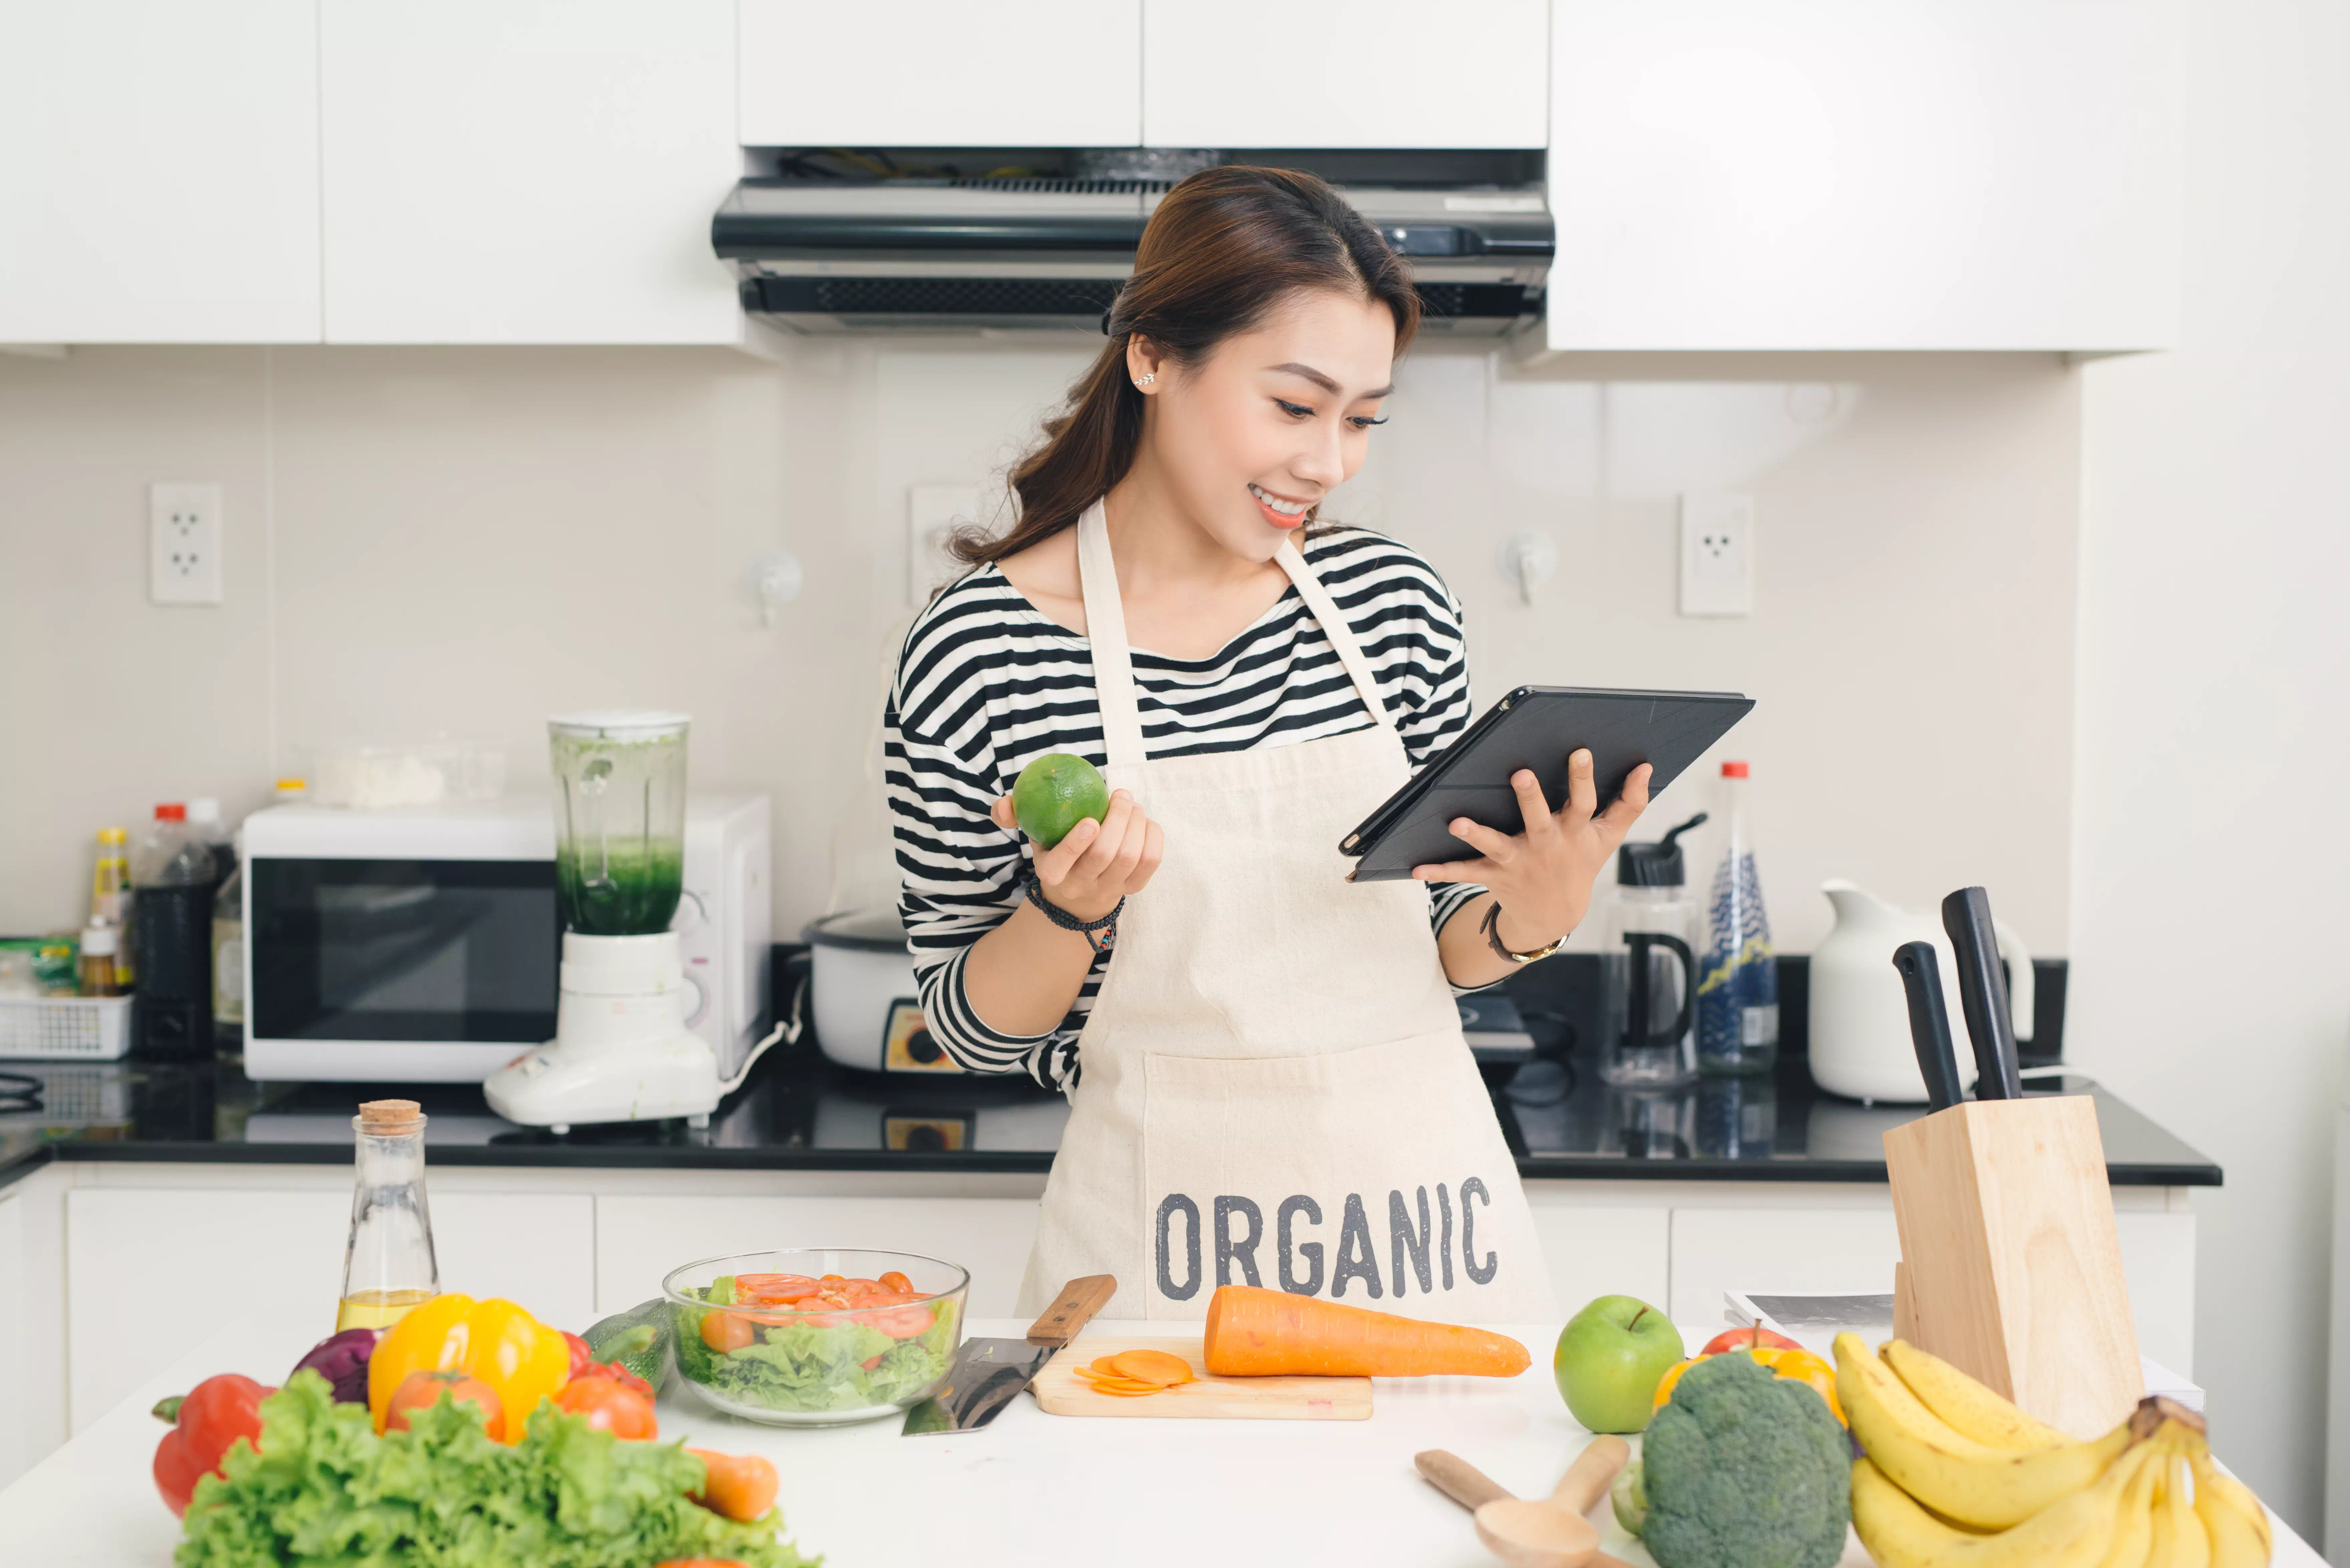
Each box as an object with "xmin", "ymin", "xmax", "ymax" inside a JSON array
[{"xmin": 0, "ymin": 1041, "xmax": 2220, "ymax": 1192}]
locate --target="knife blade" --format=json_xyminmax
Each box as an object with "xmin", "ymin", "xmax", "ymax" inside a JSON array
[
  {"xmin": 1940, "ymin": 887, "xmax": 2023, "ymax": 1100},
  {"xmin": 900, "ymin": 1273, "xmax": 1115, "ymax": 1435},
  {"xmin": 1891, "ymin": 940, "xmax": 1964, "ymax": 1112}
]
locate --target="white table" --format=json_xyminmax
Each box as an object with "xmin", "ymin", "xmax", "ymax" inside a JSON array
[{"xmin": 0, "ymin": 1316, "xmax": 2314, "ymax": 1568}]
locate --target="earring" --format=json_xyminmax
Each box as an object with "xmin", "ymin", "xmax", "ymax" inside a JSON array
[{"xmin": 1137, "ymin": 373, "xmax": 1155, "ymax": 387}]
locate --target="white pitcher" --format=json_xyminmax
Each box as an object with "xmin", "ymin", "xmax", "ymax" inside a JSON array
[{"xmin": 1808, "ymin": 880, "xmax": 2034, "ymax": 1103}]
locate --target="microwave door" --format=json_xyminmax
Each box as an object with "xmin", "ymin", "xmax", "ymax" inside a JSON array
[{"xmin": 249, "ymin": 858, "xmax": 558, "ymax": 1078}]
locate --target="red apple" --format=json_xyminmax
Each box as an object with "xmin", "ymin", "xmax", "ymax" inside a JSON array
[{"xmin": 1697, "ymin": 1325, "xmax": 1801, "ymax": 1358}]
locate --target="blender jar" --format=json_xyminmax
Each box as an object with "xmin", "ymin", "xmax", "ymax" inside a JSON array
[{"xmin": 548, "ymin": 712, "xmax": 689, "ymax": 935}]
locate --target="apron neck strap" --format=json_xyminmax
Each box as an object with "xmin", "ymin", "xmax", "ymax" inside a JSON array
[
  {"xmin": 1270, "ymin": 539, "xmax": 1399, "ymax": 739},
  {"xmin": 1075, "ymin": 501, "xmax": 1149, "ymax": 770},
  {"xmin": 1075, "ymin": 501, "xmax": 1400, "ymax": 772}
]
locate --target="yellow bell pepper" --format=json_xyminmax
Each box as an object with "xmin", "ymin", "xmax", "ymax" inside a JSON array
[{"xmin": 366, "ymin": 1294, "xmax": 570, "ymax": 1443}]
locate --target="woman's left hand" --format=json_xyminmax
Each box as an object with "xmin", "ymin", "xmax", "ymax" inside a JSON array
[{"xmin": 1410, "ymin": 749, "xmax": 1652, "ymax": 950}]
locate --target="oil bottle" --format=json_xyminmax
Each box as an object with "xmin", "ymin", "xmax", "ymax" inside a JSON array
[{"xmin": 337, "ymin": 1099, "xmax": 441, "ymax": 1331}]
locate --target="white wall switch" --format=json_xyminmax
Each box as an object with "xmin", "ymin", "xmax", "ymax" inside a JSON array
[
  {"xmin": 907, "ymin": 484, "xmax": 980, "ymax": 609},
  {"xmin": 1679, "ymin": 492, "xmax": 1754, "ymax": 617},
  {"xmin": 149, "ymin": 482, "xmax": 224, "ymax": 605}
]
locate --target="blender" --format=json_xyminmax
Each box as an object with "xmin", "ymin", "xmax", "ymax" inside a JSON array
[{"xmin": 484, "ymin": 712, "xmax": 726, "ymax": 1132}]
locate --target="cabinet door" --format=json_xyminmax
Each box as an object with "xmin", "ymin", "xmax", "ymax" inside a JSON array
[
  {"xmin": 1145, "ymin": 0, "xmax": 1548, "ymax": 149},
  {"xmin": 596, "ymin": 1195, "xmax": 1042, "ymax": 1318},
  {"xmin": 320, "ymin": 0, "xmax": 740, "ymax": 344},
  {"xmin": 66, "ymin": 1188, "xmax": 593, "ymax": 1432},
  {"xmin": 1547, "ymin": 0, "xmax": 2182, "ymax": 350},
  {"xmin": 1523, "ymin": 1192, "xmax": 1670, "ymax": 1325},
  {"xmin": 0, "ymin": 0, "xmax": 320, "ymax": 343},
  {"xmin": 740, "ymin": 0, "xmax": 1141, "ymax": 148}
]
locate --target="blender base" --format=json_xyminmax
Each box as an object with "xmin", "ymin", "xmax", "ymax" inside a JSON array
[{"xmin": 484, "ymin": 931, "xmax": 725, "ymax": 1128}]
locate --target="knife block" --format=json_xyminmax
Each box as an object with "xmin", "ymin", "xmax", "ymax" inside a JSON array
[{"xmin": 1882, "ymin": 1093, "xmax": 2143, "ymax": 1439}]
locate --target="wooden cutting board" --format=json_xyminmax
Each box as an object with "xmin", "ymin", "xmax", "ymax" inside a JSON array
[{"xmin": 1029, "ymin": 1336, "xmax": 1372, "ymax": 1420}]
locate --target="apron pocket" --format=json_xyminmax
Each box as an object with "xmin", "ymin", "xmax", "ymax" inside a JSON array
[{"xmin": 1137, "ymin": 1032, "xmax": 1545, "ymax": 1320}]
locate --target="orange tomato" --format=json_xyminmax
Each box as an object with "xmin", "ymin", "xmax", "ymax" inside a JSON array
[
  {"xmin": 700, "ymin": 1311, "xmax": 756, "ymax": 1354},
  {"xmin": 733, "ymin": 1273, "xmax": 821, "ymax": 1305},
  {"xmin": 384, "ymin": 1370, "xmax": 503, "ymax": 1434},
  {"xmin": 556, "ymin": 1375, "xmax": 658, "ymax": 1439},
  {"xmin": 687, "ymin": 1448, "xmax": 779, "ymax": 1523},
  {"xmin": 878, "ymin": 1271, "xmax": 913, "ymax": 1293}
]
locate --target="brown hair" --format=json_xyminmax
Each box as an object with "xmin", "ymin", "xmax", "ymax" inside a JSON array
[{"xmin": 950, "ymin": 165, "xmax": 1419, "ymax": 565}]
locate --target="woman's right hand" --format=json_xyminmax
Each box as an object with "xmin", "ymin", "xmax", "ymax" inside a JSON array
[{"xmin": 989, "ymin": 789, "xmax": 1164, "ymax": 924}]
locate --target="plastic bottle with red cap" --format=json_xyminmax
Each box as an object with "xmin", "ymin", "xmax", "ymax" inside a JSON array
[{"xmin": 1696, "ymin": 760, "xmax": 1778, "ymax": 1074}]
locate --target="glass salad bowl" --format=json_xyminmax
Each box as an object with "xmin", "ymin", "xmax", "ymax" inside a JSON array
[{"xmin": 663, "ymin": 1248, "xmax": 969, "ymax": 1426}]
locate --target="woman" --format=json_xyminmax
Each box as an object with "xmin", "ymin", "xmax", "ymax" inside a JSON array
[{"xmin": 885, "ymin": 167, "xmax": 1649, "ymax": 1321}]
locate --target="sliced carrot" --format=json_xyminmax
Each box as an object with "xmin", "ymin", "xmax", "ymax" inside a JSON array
[
  {"xmin": 1069, "ymin": 1368, "xmax": 1162, "ymax": 1393},
  {"xmin": 1108, "ymin": 1350, "xmax": 1195, "ymax": 1386},
  {"xmin": 1201, "ymin": 1285, "xmax": 1531, "ymax": 1378},
  {"xmin": 1090, "ymin": 1383, "xmax": 1163, "ymax": 1397}
]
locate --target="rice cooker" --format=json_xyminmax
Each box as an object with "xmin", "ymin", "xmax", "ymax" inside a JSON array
[{"xmin": 804, "ymin": 907, "xmax": 961, "ymax": 1074}]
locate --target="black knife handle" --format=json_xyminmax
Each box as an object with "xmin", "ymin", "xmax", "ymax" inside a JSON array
[
  {"xmin": 1892, "ymin": 941, "xmax": 1964, "ymax": 1112},
  {"xmin": 1941, "ymin": 887, "xmax": 2022, "ymax": 1100}
]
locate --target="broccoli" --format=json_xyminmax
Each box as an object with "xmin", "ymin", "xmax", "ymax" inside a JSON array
[{"xmin": 1639, "ymin": 1351, "xmax": 1851, "ymax": 1568}]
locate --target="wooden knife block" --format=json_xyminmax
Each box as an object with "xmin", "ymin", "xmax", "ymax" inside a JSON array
[{"xmin": 1883, "ymin": 1094, "xmax": 2143, "ymax": 1439}]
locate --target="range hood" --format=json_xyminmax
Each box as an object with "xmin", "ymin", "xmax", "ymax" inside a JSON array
[{"xmin": 711, "ymin": 149, "xmax": 1551, "ymax": 336}]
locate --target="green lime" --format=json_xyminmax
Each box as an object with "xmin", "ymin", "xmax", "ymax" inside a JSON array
[{"xmin": 1012, "ymin": 752, "xmax": 1111, "ymax": 849}]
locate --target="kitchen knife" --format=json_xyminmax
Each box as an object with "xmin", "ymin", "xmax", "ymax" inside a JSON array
[
  {"xmin": 1891, "ymin": 941, "xmax": 1964, "ymax": 1112},
  {"xmin": 900, "ymin": 1273, "xmax": 1116, "ymax": 1435},
  {"xmin": 1940, "ymin": 887, "xmax": 2023, "ymax": 1101}
]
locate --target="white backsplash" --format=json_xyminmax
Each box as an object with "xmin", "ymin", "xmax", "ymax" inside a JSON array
[{"xmin": 0, "ymin": 342, "xmax": 2076, "ymax": 952}]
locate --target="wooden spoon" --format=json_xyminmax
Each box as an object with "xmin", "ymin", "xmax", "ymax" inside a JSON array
[
  {"xmin": 1414, "ymin": 1446, "xmax": 1639, "ymax": 1568},
  {"xmin": 1470, "ymin": 1435, "xmax": 1632, "ymax": 1568}
]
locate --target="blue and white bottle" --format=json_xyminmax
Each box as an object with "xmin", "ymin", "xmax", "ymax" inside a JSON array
[{"xmin": 1697, "ymin": 760, "xmax": 1778, "ymax": 1075}]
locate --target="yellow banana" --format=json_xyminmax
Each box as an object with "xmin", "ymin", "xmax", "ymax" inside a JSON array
[
  {"xmin": 1851, "ymin": 1445, "xmax": 2153, "ymax": 1568},
  {"xmin": 2095, "ymin": 1434, "xmax": 2164, "ymax": 1568},
  {"xmin": 1835, "ymin": 1331, "xmax": 2134, "ymax": 1529},
  {"xmin": 2189, "ymin": 1452, "xmax": 2271, "ymax": 1568},
  {"xmin": 1883, "ymin": 1338, "xmax": 2073, "ymax": 1452},
  {"xmin": 2139, "ymin": 1442, "xmax": 2212, "ymax": 1568}
]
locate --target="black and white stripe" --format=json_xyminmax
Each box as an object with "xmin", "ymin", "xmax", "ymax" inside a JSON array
[{"xmin": 885, "ymin": 526, "xmax": 1487, "ymax": 1091}]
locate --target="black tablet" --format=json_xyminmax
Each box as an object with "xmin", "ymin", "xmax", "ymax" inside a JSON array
[{"xmin": 1339, "ymin": 686, "xmax": 1755, "ymax": 882}]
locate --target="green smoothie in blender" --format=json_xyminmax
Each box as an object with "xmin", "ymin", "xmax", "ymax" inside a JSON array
[{"xmin": 550, "ymin": 718, "xmax": 688, "ymax": 936}]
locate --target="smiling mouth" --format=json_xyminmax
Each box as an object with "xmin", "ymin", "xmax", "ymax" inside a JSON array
[{"xmin": 1249, "ymin": 482, "xmax": 1314, "ymax": 529}]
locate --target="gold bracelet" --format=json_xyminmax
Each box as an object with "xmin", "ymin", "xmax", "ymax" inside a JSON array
[{"xmin": 1481, "ymin": 902, "xmax": 1566, "ymax": 964}]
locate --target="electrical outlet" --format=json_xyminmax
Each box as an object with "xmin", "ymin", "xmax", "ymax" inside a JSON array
[
  {"xmin": 906, "ymin": 484, "xmax": 979, "ymax": 609},
  {"xmin": 1679, "ymin": 492, "xmax": 1754, "ymax": 617},
  {"xmin": 150, "ymin": 482, "xmax": 224, "ymax": 605}
]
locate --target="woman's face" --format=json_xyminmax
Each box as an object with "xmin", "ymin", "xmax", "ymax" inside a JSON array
[{"xmin": 1128, "ymin": 289, "xmax": 1396, "ymax": 562}]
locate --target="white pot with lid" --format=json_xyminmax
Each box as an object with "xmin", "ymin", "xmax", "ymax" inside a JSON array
[{"xmin": 804, "ymin": 907, "xmax": 959, "ymax": 1074}]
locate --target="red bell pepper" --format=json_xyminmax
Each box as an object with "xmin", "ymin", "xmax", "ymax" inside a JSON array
[{"xmin": 151, "ymin": 1374, "xmax": 272, "ymax": 1518}]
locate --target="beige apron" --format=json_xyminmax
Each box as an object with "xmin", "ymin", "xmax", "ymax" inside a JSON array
[{"xmin": 1015, "ymin": 502, "xmax": 1556, "ymax": 1322}]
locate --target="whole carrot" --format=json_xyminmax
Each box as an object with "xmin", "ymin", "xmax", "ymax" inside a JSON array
[
  {"xmin": 686, "ymin": 1448, "xmax": 778, "ymax": 1523},
  {"xmin": 1202, "ymin": 1285, "xmax": 1531, "ymax": 1378}
]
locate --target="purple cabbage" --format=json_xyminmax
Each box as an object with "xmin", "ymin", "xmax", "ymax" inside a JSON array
[{"xmin": 288, "ymin": 1327, "xmax": 381, "ymax": 1404}]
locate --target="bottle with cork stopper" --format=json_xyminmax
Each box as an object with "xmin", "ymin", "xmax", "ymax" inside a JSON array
[{"xmin": 337, "ymin": 1099, "xmax": 442, "ymax": 1332}]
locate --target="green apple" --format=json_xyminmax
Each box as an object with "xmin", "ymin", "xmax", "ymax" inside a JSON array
[{"xmin": 1553, "ymin": 1294, "xmax": 1686, "ymax": 1433}]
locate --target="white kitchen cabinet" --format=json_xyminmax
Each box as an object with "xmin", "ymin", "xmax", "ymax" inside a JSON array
[
  {"xmin": 1545, "ymin": 0, "xmax": 2183, "ymax": 351},
  {"xmin": 1523, "ymin": 1188, "xmax": 1669, "ymax": 1316},
  {"xmin": 595, "ymin": 1194, "xmax": 1043, "ymax": 1318},
  {"xmin": 0, "ymin": 1193, "xmax": 27, "ymax": 1487},
  {"xmin": 739, "ymin": 0, "xmax": 1142, "ymax": 149},
  {"xmin": 319, "ymin": 0, "xmax": 741, "ymax": 344},
  {"xmin": 65, "ymin": 1187, "xmax": 593, "ymax": 1432},
  {"xmin": 0, "ymin": 0, "xmax": 321, "ymax": 343},
  {"xmin": 1144, "ymin": 0, "xmax": 1549, "ymax": 149}
]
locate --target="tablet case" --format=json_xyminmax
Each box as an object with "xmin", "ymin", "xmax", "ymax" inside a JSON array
[{"xmin": 1339, "ymin": 686, "xmax": 1755, "ymax": 882}]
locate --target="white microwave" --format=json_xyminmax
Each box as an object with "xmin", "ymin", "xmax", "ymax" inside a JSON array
[{"xmin": 242, "ymin": 794, "xmax": 772, "ymax": 1084}]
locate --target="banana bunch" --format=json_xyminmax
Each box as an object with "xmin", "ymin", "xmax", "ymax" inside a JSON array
[{"xmin": 1835, "ymin": 1333, "xmax": 2273, "ymax": 1568}]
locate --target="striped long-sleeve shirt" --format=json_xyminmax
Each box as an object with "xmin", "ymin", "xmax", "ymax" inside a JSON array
[{"xmin": 884, "ymin": 526, "xmax": 1487, "ymax": 1092}]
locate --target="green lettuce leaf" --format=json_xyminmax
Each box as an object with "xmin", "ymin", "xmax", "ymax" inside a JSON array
[{"xmin": 175, "ymin": 1371, "xmax": 816, "ymax": 1568}]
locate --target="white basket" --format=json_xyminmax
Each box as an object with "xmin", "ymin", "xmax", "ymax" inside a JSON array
[{"xmin": 0, "ymin": 995, "xmax": 134, "ymax": 1060}]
